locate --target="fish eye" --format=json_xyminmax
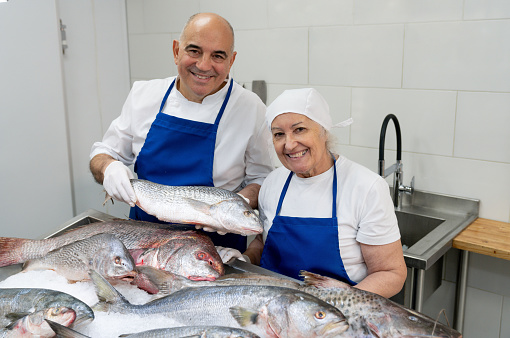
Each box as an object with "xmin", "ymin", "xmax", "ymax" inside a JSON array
[
  {"xmin": 243, "ymin": 210, "xmax": 251, "ymax": 217},
  {"xmin": 315, "ymin": 311, "xmax": 326, "ymax": 319},
  {"xmin": 115, "ymin": 256, "xmax": 121, "ymax": 264},
  {"xmin": 408, "ymin": 315, "xmax": 418, "ymax": 322},
  {"xmin": 197, "ymin": 252, "xmax": 207, "ymax": 260}
]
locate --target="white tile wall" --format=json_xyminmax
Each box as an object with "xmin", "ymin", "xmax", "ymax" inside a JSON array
[
  {"xmin": 268, "ymin": 0, "xmax": 353, "ymax": 27},
  {"xmin": 128, "ymin": 34, "xmax": 177, "ymax": 80},
  {"xmin": 463, "ymin": 287, "xmax": 503, "ymax": 338},
  {"xmin": 455, "ymin": 92, "xmax": 510, "ymax": 163},
  {"xmin": 403, "ymin": 20, "xmax": 510, "ymax": 92},
  {"xmin": 464, "ymin": 0, "xmax": 510, "ymax": 20},
  {"xmin": 234, "ymin": 28, "xmax": 308, "ymax": 84},
  {"xmin": 143, "ymin": 0, "xmax": 199, "ymax": 33},
  {"xmin": 310, "ymin": 25, "xmax": 404, "ymax": 88},
  {"xmin": 354, "ymin": 0, "xmax": 463, "ymax": 24},
  {"xmin": 351, "ymin": 88, "xmax": 457, "ymax": 156}
]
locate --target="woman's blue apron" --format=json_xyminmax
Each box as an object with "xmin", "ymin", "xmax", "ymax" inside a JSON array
[
  {"xmin": 260, "ymin": 161, "xmax": 356, "ymax": 284},
  {"xmin": 129, "ymin": 78, "xmax": 247, "ymax": 252}
]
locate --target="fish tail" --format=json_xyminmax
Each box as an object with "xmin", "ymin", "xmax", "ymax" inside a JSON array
[
  {"xmin": 0, "ymin": 237, "xmax": 32, "ymax": 267},
  {"xmin": 89, "ymin": 269, "xmax": 130, "ymax": 313},
  {"xmin": 299, "ymin": 270, "xmax": 351, "ymax": 289}
]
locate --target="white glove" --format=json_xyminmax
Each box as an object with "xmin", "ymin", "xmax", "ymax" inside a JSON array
[
  {"xmin": 195, "ymin": 224, "xmax": 227, "ymax": 235},
  {"xmin": 103, "ymin": 161, "xmax": 136, "ymax": 207},
  {"xmin": 215, "ymin": 246, "xmax": 250, "ymax": 264},
  {"xmin": 237, "ymin": 193, "xmax": 250, "ymax": 205}
]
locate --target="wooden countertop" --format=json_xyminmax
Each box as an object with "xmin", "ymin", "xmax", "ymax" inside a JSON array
[{"xmin": 453, "ymin": 218, "xmax": 510, "ymax": 260}]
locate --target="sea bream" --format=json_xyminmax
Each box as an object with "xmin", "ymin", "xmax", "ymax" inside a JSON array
[
  {"xmin": 0, "ymin": 220, "xmax": 224, "ymax": 280},
  {"xmin": 130, "ymin": 267, "xmax": 462, "ymax": 338},
  {"xmin": 22, "ymin": 234, "xmax": 135, "ymax": 282},
  {"xmin": 0, "ymin": 307, "xmax": 76, "ymax": 337},
  {"xmin": 130, "ymin": 179, "xmax": 263, "ymax": 236},
  {"xmin": 0, "ymin": 288, "xmax": 94, "ymax": 329},
  {"xmin": 90, "ymin": 270, "xmax": 348, "ymax": 338}
]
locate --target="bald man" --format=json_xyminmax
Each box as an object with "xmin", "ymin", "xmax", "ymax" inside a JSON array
[{"xmin": 90, "ymin": 13, "xmax": 273, "ymax": 252}]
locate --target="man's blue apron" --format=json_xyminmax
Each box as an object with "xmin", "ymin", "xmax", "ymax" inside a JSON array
[
  {"xmin": 130, "ymin": 78, "xmax": 247, "ymax": 252},
  {"xmin": 260, "ymin": 161, "xmax": 356, "ymax": 284}
]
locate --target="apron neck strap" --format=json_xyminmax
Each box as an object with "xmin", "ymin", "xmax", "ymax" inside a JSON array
[
  {"xmin": 276, "ymin": 158, "xmax": 338, "ymax": 218},
  {"xmin": 214, "ymin": 78, "xmax": 234, "ymax": 125}
]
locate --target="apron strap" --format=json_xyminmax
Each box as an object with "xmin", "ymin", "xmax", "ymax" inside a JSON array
[
  {"xmin": 214, "ymin": 78, "xmax": 234, "ymax": 125},
  {"xmin": 275, "ymin": 158, "xmax": 338, "ymax": 218},
  {"xmin": 159, "ymin": 79, "xmax": 176, "ymax": 114}
]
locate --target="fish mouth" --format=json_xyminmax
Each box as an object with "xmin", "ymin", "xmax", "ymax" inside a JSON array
[{"xmin": 320, "ymin": 319, "xmax": 349, "ymax": 336}]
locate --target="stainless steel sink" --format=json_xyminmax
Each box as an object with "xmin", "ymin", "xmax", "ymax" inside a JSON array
[{"xmin": 390, "ymin": 189, "xmax": 479, "ymax": 311}]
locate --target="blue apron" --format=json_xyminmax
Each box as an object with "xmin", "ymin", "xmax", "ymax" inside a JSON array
[
  {"xmin": 260, "ymin": 161, "xmax": 356, "ymax": 284},
  {"xmin": 130, "ymin": 78, "xmax": 247, "ymax": 252}
]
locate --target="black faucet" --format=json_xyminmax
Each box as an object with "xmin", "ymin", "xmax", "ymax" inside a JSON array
[{"xmin": 378, "ymin": 114, "xmax": 413, "ymax": 208}]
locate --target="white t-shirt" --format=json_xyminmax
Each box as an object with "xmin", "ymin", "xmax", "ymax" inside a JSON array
[
  {"xmin": 90, "ymin": 76, "xmax": 274, "ymax": 191},
  {"xmin": 258, "ymin": 155, "xmax": 400, "ymax": 283}
]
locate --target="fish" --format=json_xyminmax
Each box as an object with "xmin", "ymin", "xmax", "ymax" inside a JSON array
[
  {"xmin": 130, "ymin": 267, "xmax": 462, "ymax": 338},
  {"xmin": 118, "ymin": 326, "xmax": 261, "ymax": 338},
  {"xmin": 0, "ymin": 307, "xmax": 76, "ymax": 337},
  {"xmin": 90, "ymin": 270, "xmax": 349, "ymax": 338},
  {"xmin": 45, "ymin": 319, "xmax": 89, "ymax": 337},
  {"xmin": 300, "ymin": 271, "xmax": 462, "ymax": 338},
  {"xmin": 0, "ymin": 219, "xmax": 224, "ymax": 280},
  {"xmin": 130, "ymin": 179, "xmax": 263, "ymax": 236},
  {"xmin": 0, "ymin": 288, "xmax": 94, "ymax": 328},
  {"xmin": 22, "ymin": 233, "xmax": 135, "ymax": 282}
]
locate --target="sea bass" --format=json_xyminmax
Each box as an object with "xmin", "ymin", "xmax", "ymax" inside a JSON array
[
  {"xmin": 0, "ymin": 307, "xmax": 76, "ymax": 337},
  {"xmin": 130, "ymin": 179, "xmax": 263, "ymax": 236},
  {"xmin": 131, "ymin": 267, "xmax": 462, "ymax": 338},
  {"xmin": 45, "ymin": 322, "xmax": 261, "ymax": 338},
  {"xmin": 22, "ymin": 234, "xmax": 135, "ymax": 282},
  {"xmin": 90, "ymin": 270, "xmax": 348, "ymax": 338},
  {"xmin": 0, "ymin": 288, "xmax": 94, "ymax": 328},
  {"xmin": 0, "ymin": 220, "xmax": 224, "ymax": 280}
]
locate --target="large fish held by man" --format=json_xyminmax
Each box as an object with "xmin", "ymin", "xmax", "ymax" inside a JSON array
[
  {"xmin": 0, "ymin": 220, "xmax": 224, "ymax": 281},
  {"xmin": 129, "ymin": 179, "xmax": 263, "ymax": 236}
]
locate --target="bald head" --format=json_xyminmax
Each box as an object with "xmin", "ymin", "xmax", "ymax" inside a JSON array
[{"xmin": 180, "ymin": 13, "xmax": 235, "ymax": 53}]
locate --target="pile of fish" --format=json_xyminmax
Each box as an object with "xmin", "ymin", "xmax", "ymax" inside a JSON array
[{"xmin": 0, "ymin": 178, "xmax": 463, "ymax": 337}]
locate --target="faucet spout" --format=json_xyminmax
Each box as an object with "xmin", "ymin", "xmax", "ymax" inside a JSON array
[{"xmin": 378, "ymin": 114, "xmax": 413, "ymax": 208}]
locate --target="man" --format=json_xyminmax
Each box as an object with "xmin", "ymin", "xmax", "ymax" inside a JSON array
[{"xmin": 89, "ymin": 13, "xmax": 273, "ymax": 252}]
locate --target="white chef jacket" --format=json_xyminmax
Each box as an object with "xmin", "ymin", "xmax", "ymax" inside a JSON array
[
  {"xmin": 258, "ymin": 155, "xmax": 401, "ymax": 283},
  {"xmin": 90, "ymin": 76, "xmax": 274, "ymax": 191}
]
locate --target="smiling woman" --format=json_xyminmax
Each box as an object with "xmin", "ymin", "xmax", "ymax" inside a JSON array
[{"xmin": 241, "ymin": 88, "xmax": 408, "ymax": 299}]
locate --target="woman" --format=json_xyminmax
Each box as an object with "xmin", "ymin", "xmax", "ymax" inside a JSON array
[{"xmin": 223, "ymin": 88, "xmax": 406, "ymax": 298}]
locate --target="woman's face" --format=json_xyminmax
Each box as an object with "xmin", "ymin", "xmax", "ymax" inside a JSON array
[{"xmin": 271, "ymin": 113, "xmax": 332, "ymax": 178}]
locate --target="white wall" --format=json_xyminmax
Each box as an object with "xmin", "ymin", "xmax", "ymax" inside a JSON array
[{"xmin": 126, "ymin": 1, "xmax": 510, "ymax": 337}]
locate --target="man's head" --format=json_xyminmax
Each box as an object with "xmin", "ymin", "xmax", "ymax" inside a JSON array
[{"xmin": 173, "ymin": 13, "xmax": 236, "ymax": 103}]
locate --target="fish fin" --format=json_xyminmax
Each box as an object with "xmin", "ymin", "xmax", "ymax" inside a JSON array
[
  {"xmin": 103, "ymin": 190, "xmax": 114, "ymax": 206},
  {"xmin": 229, "ymin": 306, "xmax": 259, "ymax": 327},
  {"xmin": 300, "ymin": 270, "xmax": 351, "ymax": 289},
  {"xmin": 89, "ymin": 269, "xmax": 129, "ymax": 312},
  {"xmin": 45, "ymin": 319, "xmax": 91, "ymax": 338},
  {"xmin": 367, "ymin": 321, "xmax": 382, "ymax": 338},
  {"xmin": 183, "ymin": 198, "xmax": 212, "ymax": 215},
  {"xmin": 0, "ymin": 237, "xmax": 31, "ymax": 266},
  {"xmin": 5, "ymin": 312, "xmax": 30, "ymax": 329}
]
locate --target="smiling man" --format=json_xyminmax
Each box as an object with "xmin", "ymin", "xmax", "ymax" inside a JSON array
[{"xmin": 89, "ymin": 13, "xmax": 273, "ymax": 252}]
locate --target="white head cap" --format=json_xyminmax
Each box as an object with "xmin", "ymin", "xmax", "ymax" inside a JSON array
[{"xmin": 266, "ymin": 88, "xmax": 353, "ymax": 131}]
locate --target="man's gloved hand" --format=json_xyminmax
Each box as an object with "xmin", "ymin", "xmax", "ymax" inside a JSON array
[
  {"xmin": 215, "ymin": 246, "xmax": 250, "ymax": 264},
  {"xmin": 195, "ymin": 225, "xmax": 227, "ymax": 235},
  {"xmin": 103, "ymin": 161, "xmax": 137, "ymax": 207},
  {"xmin": 237, "ymin": 193, "xmax": 250, "ymax": 205}
]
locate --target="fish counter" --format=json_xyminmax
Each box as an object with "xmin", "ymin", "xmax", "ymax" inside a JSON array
[{"xmin": 0, "ymin": 209, "xmax": 463, "ymax": 337}]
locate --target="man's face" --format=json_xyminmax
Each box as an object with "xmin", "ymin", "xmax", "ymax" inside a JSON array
[{"xmin": 173, "ymin": 16, "xmax": 236, "ymax": 103}]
